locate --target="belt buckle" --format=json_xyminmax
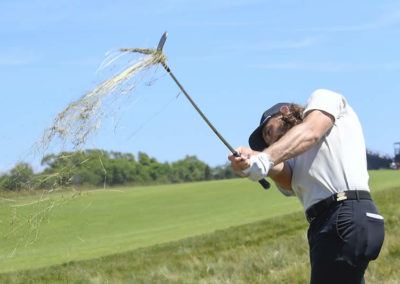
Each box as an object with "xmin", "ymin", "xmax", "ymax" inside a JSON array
[{"xmin": 336, "ymin": 192, "xmax": 347, "ymax": 201}]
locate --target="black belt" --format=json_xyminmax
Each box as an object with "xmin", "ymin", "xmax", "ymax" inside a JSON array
[{"xmin": 305, "ymin": 190, "xmax": 371, "ymax": 223}]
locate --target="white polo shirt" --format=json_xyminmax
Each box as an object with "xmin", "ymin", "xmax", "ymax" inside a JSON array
[{"xmin": 277, "ymin": 89, "xmax": 370, "ymax": 211}]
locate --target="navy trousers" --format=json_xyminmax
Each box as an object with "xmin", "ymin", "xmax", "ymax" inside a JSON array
[{"xmin": 307, "ymin": 199, "xmax": 385, "ymax": 284}]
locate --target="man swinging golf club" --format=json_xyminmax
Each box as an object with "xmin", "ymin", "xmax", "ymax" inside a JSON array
[{"xmin": 229, "ymin": 89, "xmax": 385, "ymax": 284}]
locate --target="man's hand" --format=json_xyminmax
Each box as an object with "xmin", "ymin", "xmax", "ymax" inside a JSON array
[
  {"xmin": 228, "ymin": 147, "xmax": 273, "ymax": 181},
  {"xmin": 228, "ymin": 146, "xmax": 256, "ymax": 177},
  {"xmin": 243, "ymin": 153, "xmax": 274, "ymax": 181}
]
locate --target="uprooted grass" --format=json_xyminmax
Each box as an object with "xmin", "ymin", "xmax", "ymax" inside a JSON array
[
  {"xmin": 39, "ymin": 49, "xmax": 165, "ymax": 151},
  {"xmin": 0, "ymin": 186, "xmax": 398, "ymax": 283}
]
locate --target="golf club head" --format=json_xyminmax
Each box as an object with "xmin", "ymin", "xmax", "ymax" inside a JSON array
[{"xmin": 157, "ymin": 32, "xmax": 168, "ymax": 52}]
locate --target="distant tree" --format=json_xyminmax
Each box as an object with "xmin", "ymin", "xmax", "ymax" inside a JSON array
[
  {"xmin": 204, "ymin": 165, "xmax": 212, "ymax": 181},
  {"xmin": 171, "ymin": 155, "xmax": 209, "ymax": 182},
  {"xmin": 213, "ymin": 164, "xmax": 239, "ymax": 180},
  {"xmin": 213, "ymin": 166, "xmax": 225, "ymax": 180},
  {"xmin": 0, "ymin": 174, "xmax": 9, "ymax": 191},
  {"xmin": 138, "ymin": 152, "xmax": 151, "ymax": 166},
  {"xmin": 223, "ymin": 164, "xmax": 237, "ymax": 179},
  {"xmin": 2, "ymin": 163, "xmax": 34, "ymax": 190},
  {"xmin": 366, "ymin": 152, "xmax": 392, "ymax": 170}
]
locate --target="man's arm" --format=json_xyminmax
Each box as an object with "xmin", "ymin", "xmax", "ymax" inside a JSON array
[
  {"xmin": 264, "ymin": 109, "xmax": 334, "ymax": 188},
  {"xmin": 229, "ymin": 109, "xmax": 334, "ymax": 188},
  {"xmin": 268, "ymin": 161, "xmax": 292, "ymax": 189},
  {"xmin": 265, "ymin": 109, "xmax": 334, "ymax": 165}
]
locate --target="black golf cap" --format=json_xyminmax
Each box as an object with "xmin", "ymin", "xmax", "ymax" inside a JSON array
[{"xmin": 248, "ymin": 103, "xmax": 290, "ymax": 151}]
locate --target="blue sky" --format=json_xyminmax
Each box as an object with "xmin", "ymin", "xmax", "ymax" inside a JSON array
[{"xmin": 1, "ymin": 0, "xmax": 400, "ymax": 173}]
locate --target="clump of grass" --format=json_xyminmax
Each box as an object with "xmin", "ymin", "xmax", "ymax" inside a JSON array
[{"xmin": 39, "ymin": 48, "xmax": 166, "ymax": 151}]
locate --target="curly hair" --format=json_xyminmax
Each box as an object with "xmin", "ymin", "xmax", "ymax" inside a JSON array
[{"xmin": 273, "ymin": 103, "xmax": 304, "ymax": 131}]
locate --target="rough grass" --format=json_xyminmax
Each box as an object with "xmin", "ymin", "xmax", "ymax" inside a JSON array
[{"xmin": 0, "ymin": 181, "xmax": 399, "ymax": 283}]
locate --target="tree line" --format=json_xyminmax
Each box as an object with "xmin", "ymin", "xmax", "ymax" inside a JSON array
[
  {"xmin": 366, "ymin": 150, "xmax": 394, "ymax": 170},
  {"xmin": 1, "ymin": 149, "xmax": 394, "ymax": 191},
  {"xmin": 0, "ymin": 150, "xmax": 237, "ymax": 191}
]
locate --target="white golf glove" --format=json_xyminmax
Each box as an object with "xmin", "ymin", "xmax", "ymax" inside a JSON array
[{"xmin": 242, "ymin": 153, "xmax": 274, "ymax": 181}]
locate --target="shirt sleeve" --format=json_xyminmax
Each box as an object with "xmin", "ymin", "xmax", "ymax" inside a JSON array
[
  {"xmin": 303, "ymin": 89, "xmax": 347, "ymax": 120},
  {"xmin": 276, "ymin": 185, "xmax": 296, "ymax": 197}
]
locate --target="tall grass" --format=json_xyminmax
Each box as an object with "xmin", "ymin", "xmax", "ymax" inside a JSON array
[{"xmin": 0, "ymin": 172, "xmax": 399, "ymax": 283}]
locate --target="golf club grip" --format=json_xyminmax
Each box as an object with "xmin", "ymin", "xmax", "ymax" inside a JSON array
[
  {"xmin": 258, "ymin": 179, "xmax": 271, "ymax": 189},
  {"xmin": 233, "ymin": 151, "xmax": 270, "ymax": 190}
]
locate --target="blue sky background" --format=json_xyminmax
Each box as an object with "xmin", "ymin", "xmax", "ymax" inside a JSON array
[{"xmin": 1, "ymin": 0, "xmax": 400, "ymax": 173}]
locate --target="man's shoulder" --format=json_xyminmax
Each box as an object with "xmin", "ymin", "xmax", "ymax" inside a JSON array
[
  {"xmin": 309, "ymin": 89, "xmax": 345, "ymax": 101},
  {"xmin": 304, "ymin": 89, "xmax": 347, "ymax": 119}
]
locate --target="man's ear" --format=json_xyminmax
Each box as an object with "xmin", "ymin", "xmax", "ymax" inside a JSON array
[{"xmin": 280, "ymin": 105, "xmax": 289, "ymax": 115}]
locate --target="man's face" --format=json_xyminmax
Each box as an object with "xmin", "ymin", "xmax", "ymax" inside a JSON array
[{"xmin": 262, "ymin": 115, "xmax": 286, "ymax": 146}]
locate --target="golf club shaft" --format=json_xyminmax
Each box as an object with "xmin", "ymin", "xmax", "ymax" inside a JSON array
[
  {"xmin": 161, "ymin": 62, "xmax": 237, "ymax": 155},
  {"xmin": 160, "ymin": 61, "xmax": 270, "ymax": 189}
]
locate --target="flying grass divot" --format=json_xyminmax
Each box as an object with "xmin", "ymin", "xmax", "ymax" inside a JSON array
[{"xmin": 40, "ymin": 48, "xmax": 166, "ymax": 150}]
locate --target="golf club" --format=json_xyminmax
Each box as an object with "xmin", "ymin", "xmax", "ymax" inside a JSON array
[{"xmin": 134, "ymin": 32, "xmax": 271, "ymax": 189}]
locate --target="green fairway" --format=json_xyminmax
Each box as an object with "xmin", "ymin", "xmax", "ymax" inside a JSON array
[
  {"xmin": 0, "ymin": 178, "xmax": 301, "ymax": 273},
  {"xmin": 0, "ymin": 170, "xmax": 399, "ymax": 274}
]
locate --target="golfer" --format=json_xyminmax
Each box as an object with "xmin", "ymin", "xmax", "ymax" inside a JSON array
[{"xmin": 229, "ymin": 89, "xmax": 385, "ymax": 284}]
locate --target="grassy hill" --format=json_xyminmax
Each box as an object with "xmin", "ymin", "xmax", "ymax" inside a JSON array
[{"xmin": 0, "ymin": 170, "xmax": 399, "ymax": 282}]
